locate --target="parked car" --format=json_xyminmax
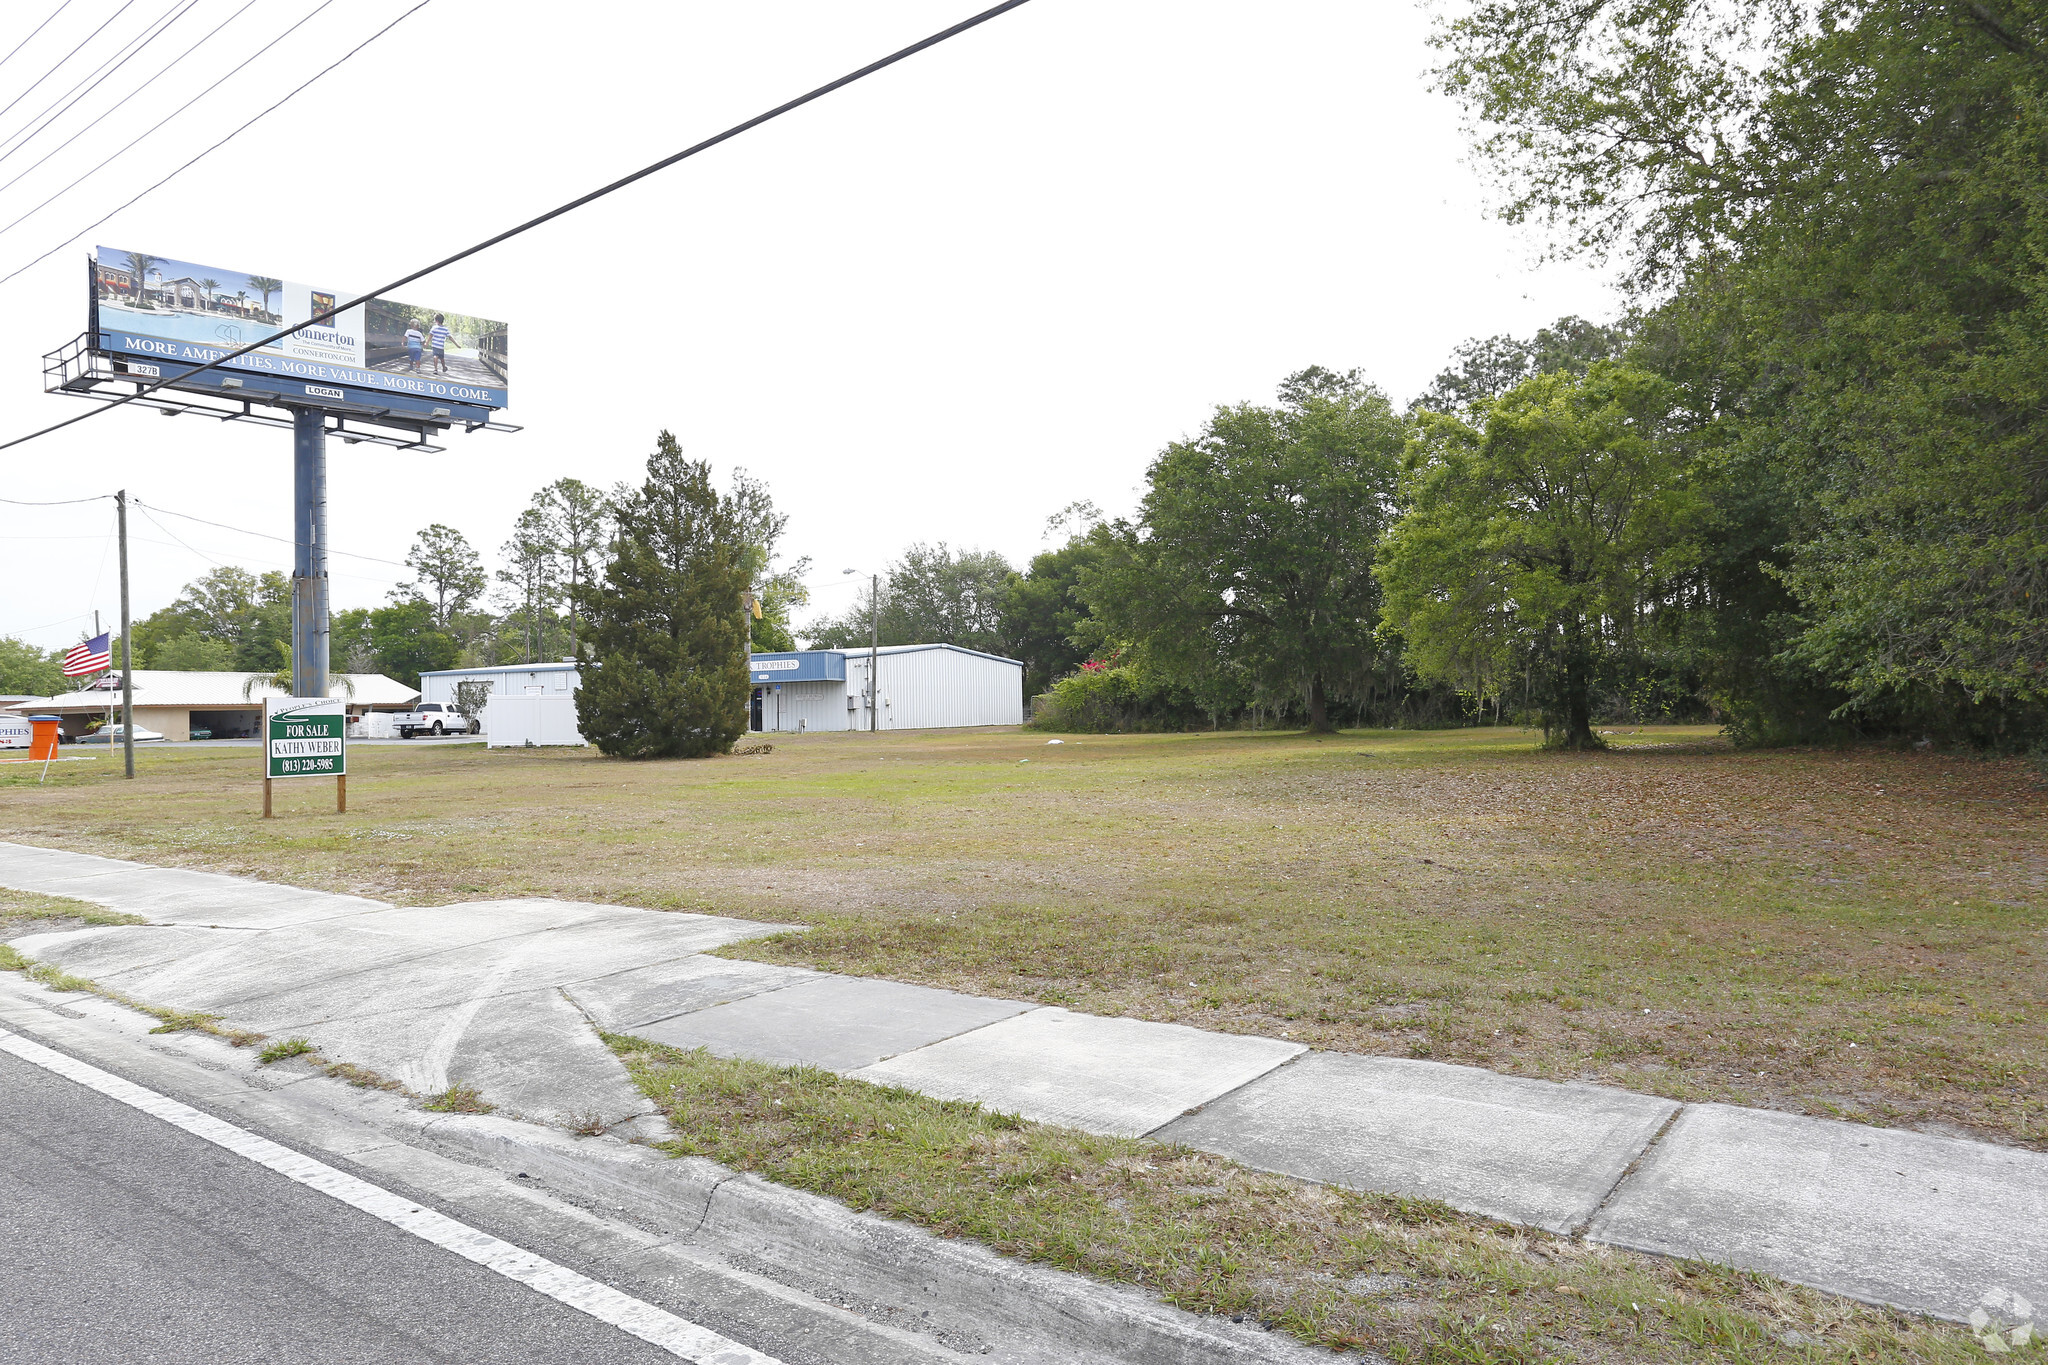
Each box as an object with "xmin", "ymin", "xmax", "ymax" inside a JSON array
[
  {"xmin": 388, "ymin": 703, "xmax": 477, "ymax": 738},
  {"xmin": 188, "ymin": 726, "xmax": 212, "ymax": 741},
  {"xmin": 77, "ymin": 723, "xmax": 164, "ymax": 744}
]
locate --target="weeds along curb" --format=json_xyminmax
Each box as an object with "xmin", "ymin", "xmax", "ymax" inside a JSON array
[
  {"xmin": 1, "ymin": 946, "xmax": 263, "ymax": 1047},
  {"xmin": 412, "ymin": 1112, "xmax": 1328, "ymax": 1365},
  {"xmin": 1, "ymin": 952, "xmax": 412, "ymax": 1094}
]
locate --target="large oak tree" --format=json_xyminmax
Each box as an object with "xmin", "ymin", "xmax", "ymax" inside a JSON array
[
  {"xmin": 1380, "ymin": 364, "xmax": 1702, "ymax": 748},
  {"xmin": 1082, "ymin": 367, "xmax": 1405, "ymax": 732}
]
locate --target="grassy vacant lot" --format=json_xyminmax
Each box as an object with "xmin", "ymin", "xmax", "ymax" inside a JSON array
[{"xmin": 3, "ymin": 726, "xmax": 2040, "ymax": 1149}]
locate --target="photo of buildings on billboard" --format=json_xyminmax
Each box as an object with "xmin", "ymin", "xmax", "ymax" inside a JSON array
[{"xmin": 91, "ymin": 245, "xmax": 509, "ymax": 409}]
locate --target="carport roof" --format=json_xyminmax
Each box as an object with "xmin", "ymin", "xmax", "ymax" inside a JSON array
[{"xmin": 4, "ymin": 671, "xmax": 418, "ymax": 713}]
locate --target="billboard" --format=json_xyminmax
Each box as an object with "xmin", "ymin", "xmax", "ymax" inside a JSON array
[{"xmin": 91, "ymin": 245, "xmax": 508, "ymax": 411}]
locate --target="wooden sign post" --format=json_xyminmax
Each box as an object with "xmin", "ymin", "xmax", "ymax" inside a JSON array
[{"xmin": 264, "ymin": 696, "xmax": 347, "ymax": 816}]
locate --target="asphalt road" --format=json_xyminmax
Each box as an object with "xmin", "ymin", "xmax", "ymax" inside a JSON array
[{"xmin": 0, "ymin": 1049, "xmax": 685, "ymax": 1365}]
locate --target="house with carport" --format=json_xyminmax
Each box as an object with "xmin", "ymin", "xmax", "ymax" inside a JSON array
[{"xmin": 4, "ymin": 670, "xmax": 418, "ymax": 741}]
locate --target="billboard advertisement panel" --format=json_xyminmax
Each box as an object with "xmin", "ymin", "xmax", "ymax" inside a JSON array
[{"xmin": 91, "ymin": 245, "xmax": 508, "ymax": 410}]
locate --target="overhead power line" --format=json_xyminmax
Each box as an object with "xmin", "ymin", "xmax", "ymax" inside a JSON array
[
  {"xmin": 136, "ymin": 497, "xmax": 409, "ymax": 567},
  {"xmin": 0, "ymin": 491, "xmax": 112, "ymax": 505},
  {"xmin": 0, "ymin": 0, "xmax": 258, "ymax": 198},
  {"xmin": 134, "ymin": 502, "xmax": 225, "ymax": 568},
  {"xmin": 0, "ymin": 488, "xmax": 403, "ymax": 566},
  {"xmin": 0, "ymin": 0, "xmax": 134, "ymax": 124},
  {"xmin": 0, "ymin": 0, "xmax": 194, "ymax": 167},
  {"xmin": 0, "ymin": 0, "xmax": 336, "ymax": 243},
  {"xmin": 0, "ymin": 2, "xmax": 77, "ymax": 84},
  {"xmin": 0, "ymin": 0, "xmax": 1036, "ymax": 454}
]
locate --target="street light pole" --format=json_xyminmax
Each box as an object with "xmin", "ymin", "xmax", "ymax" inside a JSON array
[
  {"xmin": 869, "ymin": 571, "xmax": 878, "ymax": 733},
  {"xmin": 116, "ymin": 488, "xmax": 133, "ymax": 779}
]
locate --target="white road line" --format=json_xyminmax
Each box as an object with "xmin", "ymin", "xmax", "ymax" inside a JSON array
[{"xmin": 0, "ymin": 1026, "xmax": 782, "ymax": 1365}]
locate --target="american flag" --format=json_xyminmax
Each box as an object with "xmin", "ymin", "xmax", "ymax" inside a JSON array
[{"xmin": 63, "ymin": 632, "xmax": 111, "ymax": 678}]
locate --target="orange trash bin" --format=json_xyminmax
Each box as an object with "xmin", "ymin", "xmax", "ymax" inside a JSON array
[{"xmin": 29, "ymin": 715, "xmax": 60, "ymax": 760}]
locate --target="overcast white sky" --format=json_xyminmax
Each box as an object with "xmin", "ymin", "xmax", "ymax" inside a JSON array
[{"xmin": 0, "ymin": 0, "xmax": 1615, "ymax": 650}]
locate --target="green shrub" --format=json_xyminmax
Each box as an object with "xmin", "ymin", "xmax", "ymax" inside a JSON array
[{"xmin": 1030, "ymin": 662, "xmax": 1209, "ymax": 733}]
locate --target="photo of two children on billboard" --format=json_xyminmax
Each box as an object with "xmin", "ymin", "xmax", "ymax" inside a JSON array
[{"xmin": 363, "ymin": 298, "xmax": 508, "ymax": 388}]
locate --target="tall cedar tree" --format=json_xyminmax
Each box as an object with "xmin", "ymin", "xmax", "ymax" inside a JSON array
[{"xmin": 574, "ymin": 435, "xmax": 751, "ymax": 758}]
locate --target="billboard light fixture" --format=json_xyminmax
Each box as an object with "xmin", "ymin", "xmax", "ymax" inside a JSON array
[
  {"xmin": 219, "ymin": 376, "xmax": 242, "ymax": 389},
  {"xmin": 429, "ymin": 406, "xmax": 450, "ymax": 419}
]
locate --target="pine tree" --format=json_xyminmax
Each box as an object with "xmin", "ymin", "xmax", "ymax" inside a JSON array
[{"xmin": 574, "ymin": 433, "xmax": 751, "ymax": 758}]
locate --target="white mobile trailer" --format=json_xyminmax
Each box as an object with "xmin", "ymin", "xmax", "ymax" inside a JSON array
[
  {"xmin": 484, "ymin": 693, "xmax": 585, "ymax": 747},
  {"xmin": 418, "ymin": 661, "xmax": 580, "ymax": 712}
]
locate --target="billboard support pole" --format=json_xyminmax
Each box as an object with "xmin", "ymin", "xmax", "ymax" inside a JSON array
[{"xmin": 290, "ymin": 407, "xmax": 329, "ymax": 699}]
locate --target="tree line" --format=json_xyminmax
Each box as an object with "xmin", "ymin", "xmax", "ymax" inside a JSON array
[
  {"xmin": 0, "ymin": 466, "xmax": 808, "ymax": 698},
  {"xmin": 1407, "ymin": 0, "xmax": 2048, "ymax": 749},
  {"xmin": 12, "ymin": 0, "xmax": 2042, "ymax": 754},
  {"xmin": 814, "ymin": 352, "xmax": 1673, "ymax": 745},
  {"xmin": 815, "ymin": 1, "xmax": 2048, "ymax": 750}
]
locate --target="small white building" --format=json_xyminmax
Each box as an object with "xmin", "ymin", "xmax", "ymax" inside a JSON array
[{"xmin": 419, "ymin": 645, "xmax": 1025, "ymax": 739}]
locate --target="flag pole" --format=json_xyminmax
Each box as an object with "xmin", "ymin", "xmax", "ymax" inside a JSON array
[{"xmin": 95, "ymin": 610, "xmax": 109, "ymax": 740}]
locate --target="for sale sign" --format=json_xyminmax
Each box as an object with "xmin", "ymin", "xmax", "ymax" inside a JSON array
[{"xmin": 266, "ymin": 697, "xmax": 345, "ymax": 779}]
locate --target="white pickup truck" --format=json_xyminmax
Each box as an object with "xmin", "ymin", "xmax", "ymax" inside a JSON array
[{"xmin": 389, "ymin": 702, "xmax": 477, "ymax": 739}]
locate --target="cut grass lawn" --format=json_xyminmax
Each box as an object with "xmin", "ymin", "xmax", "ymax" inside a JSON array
[
  {"xmin": 4, "ymin": 725, "xmax": 2040, "ymax": 1147},
  {"xmin": 613, "ymin": 1035, "xmax": 1983, "ymax": 1362},
  {"xmin": 1, "ymin": 732, "xmax": 2033, "ymax": 1357}
]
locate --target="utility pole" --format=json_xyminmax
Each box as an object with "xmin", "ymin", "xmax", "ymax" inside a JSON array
[
  {"xmin": 869, "ymin": 571, "xmax": 879, "ymax": 733},
  {"xmin": 116, "ymin": 489, "xmax": 133, "ymax": 779}
]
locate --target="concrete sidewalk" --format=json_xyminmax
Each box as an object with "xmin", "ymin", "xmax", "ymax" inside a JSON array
[{"xmin": 3, "ymin": 841, "xmax": 2041, "ymax": 1326}]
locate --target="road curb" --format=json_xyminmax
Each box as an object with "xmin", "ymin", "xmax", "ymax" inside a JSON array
[{"xmin": 415, "ymin": 1112, "xmax": 1336, "ymax": 1365}]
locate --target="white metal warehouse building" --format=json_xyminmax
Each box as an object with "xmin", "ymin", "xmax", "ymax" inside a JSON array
[
  {"xmin": 418, "ymin": 645, "xmax": 1023, "ymax": 741},
  {"xmin": 747, "ymin": 644, "xmax": 1023, "ymax": 732}
]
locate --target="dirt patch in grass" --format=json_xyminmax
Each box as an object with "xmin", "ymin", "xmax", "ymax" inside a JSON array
[
  {"xmin": 612, "ymin": 1035, "xmax": 1981, "ymax": 1362},
  {"xmin": 2, "ymin": 727, "xmax": 2042, "ymax": 1146}
]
